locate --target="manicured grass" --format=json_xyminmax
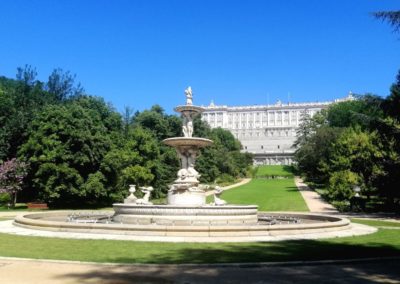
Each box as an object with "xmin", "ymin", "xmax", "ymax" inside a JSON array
[
  {"xmin": 218, "ymin": 178, "xmax": 309, "ymax": 211},
  {"xmin": 351, "ymin": 218, "xmax": 400, "ymax": 228},
  {"xmin": 0, "ymin": 220, "xmax": 398, "ymax": 264},
  {"xmin": 255, "ymin": 165, "xmax": 294, "ymax": 178},
  {"xmin": 0, "ymin": 203, "xmax": 28, "ymax": 211}
]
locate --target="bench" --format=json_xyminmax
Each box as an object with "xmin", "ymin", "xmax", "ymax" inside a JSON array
[{"xmin": 27, "ymin": 202, "xmax": 49, "ymax": 210}]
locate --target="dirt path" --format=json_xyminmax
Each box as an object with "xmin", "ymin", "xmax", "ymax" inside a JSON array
[
  {"xmin": 205, "ymin": 178, "xmax": 251, "ymax": 197},
  {"xmin": 295, "ymin": 177, "xmax": 338, "ymax": 214},
  {"xmin": 0, "ymin": 257, "xmax": 399, "ymax": 284}
]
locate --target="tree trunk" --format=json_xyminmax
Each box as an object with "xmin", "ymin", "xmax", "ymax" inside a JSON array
[{"xmin": 11, "ymin": 192, "xmax": 17, "ymax": 208}]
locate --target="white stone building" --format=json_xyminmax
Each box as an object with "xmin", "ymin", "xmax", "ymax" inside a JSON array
[{"xmin": 201, "ymin": 95, "xmax": 353, "ymax": 165}]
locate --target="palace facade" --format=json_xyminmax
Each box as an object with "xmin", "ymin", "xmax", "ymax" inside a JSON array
[{"xmin": 201, "ymin": 95, "xmax": 352, "ymax": 165}]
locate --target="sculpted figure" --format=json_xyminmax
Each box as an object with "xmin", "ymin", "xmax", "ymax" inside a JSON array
[
  {"xmin": 177, "ymin": 168, "xmax": 189, "ymax": 180},
  {"xmin": 187, "ymin": 119, "xmax": 193, "ymax": 137},
  {"xmin": 182, "ymin": 112, "xmax": 193, "ymax": 137},
  {"xmin": 185, "ymin": 86, "xmax": 193, "ymax": 105},
  {"xmin": 187, "ymin": 149, "xmax": 196, "ymax": 167},
  {"xmin": 178, "ymin": 151, "xmax": 189, "ymax": 169},
  {"xmin": 187, "ymin": 163, "xmax": 200, "ymax": 180},
  {"xmin": 136, "ymin": 186, "xmax": 154, "ymax": 205},
  {"xmin": 182, "ymin": 115, "xmax": 189, "ymax": 137},
  {"xmin": 213, "ymin": 186, "xmax": 227, "ymax": 206},
  {"xmin": 124, "ymin": 184, "xmax": 137, "ymax": 204}
]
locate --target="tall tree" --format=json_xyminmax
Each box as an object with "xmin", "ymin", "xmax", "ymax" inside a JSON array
[
  {"xmin": 373, "ymin": 11, "xmax": 400, "ymax": 33},
  {"xmin": 18, "ymin": 97, "xmax": 118, "ymax": 206},
  {"xmin": 46, "ymin": 68, "xmax": 84, "ymax": 101}
]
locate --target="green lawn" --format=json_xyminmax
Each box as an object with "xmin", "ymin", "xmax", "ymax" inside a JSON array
[
  {"xmin": 1, "ymin": 175, "xmax": 398, "ymax": 264},
  {"xmin": 351, "ymin": 218, "xmax": 400, "ymax": 228},
  {"xmin": 255, "ymin": 165, "xmax": 294, "ymax": 178},
  {"xmin": 0, "ymin": 219, "xmax": 398, "ymax": 264},
  {"xmin": 217, "ymin": 178, "xmax": 309, "ymax": 211}
]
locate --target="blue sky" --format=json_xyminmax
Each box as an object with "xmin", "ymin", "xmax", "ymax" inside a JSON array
[{"xmin": 0, "ymin": 0, "xmax": 399, "ymax": 113}]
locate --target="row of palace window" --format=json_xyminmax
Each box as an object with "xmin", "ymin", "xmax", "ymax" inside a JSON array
[
  {"xmin": 203, "ymin": 110, "xmax": 310, "ymax": 122},
  {"xmin": 233, "ymin": 129, "xmax": 296, "ymax": 138},
  {"xmin": 203, "ymin": 110, "xmax": 319, "ymax": 129},
  {"xmin": 244, "ymin": 145, "xmax": 281, "ymax": 150}
]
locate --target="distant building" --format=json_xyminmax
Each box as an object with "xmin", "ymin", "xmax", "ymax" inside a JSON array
[{"xmin": 201, "ymin": 94, "xmax": 353, "ymax": 165}]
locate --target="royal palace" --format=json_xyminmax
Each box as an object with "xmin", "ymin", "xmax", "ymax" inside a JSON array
[{"xmin": 201, "ymin": 95, "xmax": 353, "ymax": 165}]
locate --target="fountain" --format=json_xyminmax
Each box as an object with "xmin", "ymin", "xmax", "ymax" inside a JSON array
[
  {"xmin": 10, "ymin": 87, "xmax": 376, "ymax": 242},
  {"xmin": 163, "ymin": 86, "xmax": 213, "ymax": 206},
  {"xmin": 112, "ymin": 87, "xmax": 259, "ymax": 225}
]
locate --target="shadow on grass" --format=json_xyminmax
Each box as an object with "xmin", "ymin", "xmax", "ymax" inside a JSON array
[
  {"xmin": 127, "ymin": 239, "xmax": 400, "ymax": 264},
  {"xmin": 57, "ymin": 240, "xmax": 400, "ymax": 284},
  {"xmin": 286, "ymin": 186, "xmax": 305, "ymax": 192}
]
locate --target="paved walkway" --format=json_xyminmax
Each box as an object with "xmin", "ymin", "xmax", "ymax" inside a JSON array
[
  {"xmin": 295, "ymin": 177, "xmax": 338, "ymax": 214},
  {"xmin": 0, "ymin": 257, "xmax": 399, "ymax": 284}
]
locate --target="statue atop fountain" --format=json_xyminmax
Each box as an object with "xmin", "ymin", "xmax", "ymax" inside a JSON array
[
  {"xmin": 163, "ymin": 87, "xmax": 213, "ymax": 206},
  {"xmin": 185, "ymin": 86, "xmax": 193, "ymax": 106}
]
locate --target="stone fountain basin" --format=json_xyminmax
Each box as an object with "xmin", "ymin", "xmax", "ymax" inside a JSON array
[
  {"xmin": 162, "ymin": 137, "xmax": 213, "ymax": 148},
  {"xmin": 13, "ymin": 211, "xmax": 353, "ymax": 240},
  {"xmin": 174, "ymin": 105, "xmax": 205, "ymax": 113},
  {"xmin": 113, "ymin": 204, "xmax": 259, "ymax": 225}
]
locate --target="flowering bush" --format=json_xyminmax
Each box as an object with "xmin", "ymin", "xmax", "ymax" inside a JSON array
[{"xmin": 0, "ymin": 158, "xmax": 28, "ymax": 208}]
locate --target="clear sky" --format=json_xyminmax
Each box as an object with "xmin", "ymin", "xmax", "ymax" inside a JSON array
[{"xmin": 0, "ymin": 0, "xmax": 399, "ymax": 113}]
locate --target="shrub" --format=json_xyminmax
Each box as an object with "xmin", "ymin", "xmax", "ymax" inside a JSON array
[
  {"xmin": 328, "ymin": 170, "xmax": 360, "ymax": 201},
  {"xmin": 0, "ymin": 193, "xmax": 11, "ymax": 206}
]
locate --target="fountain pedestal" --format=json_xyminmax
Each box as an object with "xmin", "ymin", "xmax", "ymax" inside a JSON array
[
  {"xmin": 163, "ymin": 137, "xmax": 212, "ymax": 206},
  {"xmin": 162, "ymin": 95, "xmax": 214, "ymax": 206}
]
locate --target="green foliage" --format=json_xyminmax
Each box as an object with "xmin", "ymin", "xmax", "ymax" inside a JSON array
[
  {"xmin": 1, "ymin": 67, "xmax": 251, "ymax": 207},
  {"xmin": 295, "ymin": 71, "xmax": 400, "ymax": 212},
  {"xmin": 0, "ymin": 193, "xmax": 11, "ymax": 205},
  {"xmin": 19, "ymin": 97, "xmax": 117, "ymax": 205},
  {"xmin": 100, "ymin": 126, "xmax": 165, "ymax": 201},
  {"xmin": 0, "ymin": 66, "xmax": 85, "ymax": 161},
  {"xmin": 193, "ymin": 118, "xmax": 253, "ymax": 183},
  {"xmin": 327, "ymin": 170, "xmax": 360, "ymax": 201},
  {"xmin": 133, "ymin": 105, "xmax": 181, "ymax": 140},
  {"xmin": 46, "ymin": 68, "xmax": 84, "ymax": 101},
  {"xmin": 295, "ymin": 126, "xmax": 343, "ymax": 184},
  {"xmin": 215, "ymin": 173, "xmax": 236, "ymax": 185}
]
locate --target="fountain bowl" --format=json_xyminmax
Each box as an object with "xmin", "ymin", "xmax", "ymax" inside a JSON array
[{"xmin": 163, "ymin": 137, "xmax": 213, "ymax": 148}]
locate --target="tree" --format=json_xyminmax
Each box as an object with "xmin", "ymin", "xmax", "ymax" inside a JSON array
[
  {"xmin": 18, "ymin": 97, "xmax": 118, "ymax": 206},
  {"xmin": 326, "ymin": 95, "xmax": 384, "ymax": 130},
  {"xmin": 0, "ymin": 158, "xmax": 27, "ymax": 208},
  {"xmin": 0, "ymin": 67, "xmax": 59, "ymax": 161},
  {"xmin": 133, "ymin": 105, "xmax": 182, "ymax": 140},
  {"xmin": 100, "ymin": 126, "xmax": 165, "ymax": 201},
  {"xmin": 16, "ymin": 65, "xmax": 37, "ymax": 86},
  {"xmin": 326, "ymin": 127, "xmax": 384, "ymax": 197},
  {"xmin": 293, "ymin": 110, "xmax": 327, "ymax": 148},
  {"xmin": 46, "ymin": 68, "xmax": 84, "ymax": 101},
  {"xmin": 373, "ymin": 11, "xmax": 400, "ymax": 33},
  {"xmin": 195, "ymin": 119, "xmax": 253, "ymax": 183}
]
